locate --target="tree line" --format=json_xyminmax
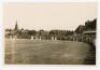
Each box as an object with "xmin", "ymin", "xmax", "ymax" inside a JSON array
[
  {"xmin": 5, "ymin": 29, "xmax": 74, "ymax": 40},
  {"xmin": 5, "ymin": 18, "xmax": 96, "ymax": 42}
]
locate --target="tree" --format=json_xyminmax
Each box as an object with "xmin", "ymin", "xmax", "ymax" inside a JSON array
[{"xmin": 28, "ymin": 30, "xmax": 37, "ymax": 36}]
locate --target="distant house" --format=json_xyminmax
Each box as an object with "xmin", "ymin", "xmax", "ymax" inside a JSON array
[
  {"xmin": 75, "ymin": 25, "xmax": 85, "ymax": 34},
  {"xmin": 74, "ymin": 25, "xmax": 85, "ymax": 41},
  {"xmin": 82, "ymin": 19, "xmax": 96, "ymax": 44},
  {"xmin": 74, "ymin": 18, "xmax": 96, "ymax": 45}
]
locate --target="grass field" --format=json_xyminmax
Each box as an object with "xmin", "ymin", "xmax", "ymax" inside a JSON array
[{"xmin": 5, "ymin": 39, "xmax": 95, "ymax": 64}]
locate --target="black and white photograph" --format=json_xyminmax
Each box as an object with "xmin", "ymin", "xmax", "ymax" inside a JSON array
[{"xmin": 4, "ymin": 2, "xmax": 97, "ymax": 65}]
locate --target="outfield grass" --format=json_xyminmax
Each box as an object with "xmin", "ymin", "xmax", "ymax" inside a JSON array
[{"xmin": 5, "ymin": 39, "xmax": 95, "ymax": 64}]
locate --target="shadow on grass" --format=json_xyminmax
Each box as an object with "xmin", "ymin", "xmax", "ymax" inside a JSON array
[{"xmin": 83, "ymin": 43, "xmax": 96, "ymax": 65}]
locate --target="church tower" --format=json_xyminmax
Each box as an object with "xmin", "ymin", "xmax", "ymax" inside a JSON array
[{"xmin": 14, "ymin": 21, "xmax": 18, "ymax": 30}]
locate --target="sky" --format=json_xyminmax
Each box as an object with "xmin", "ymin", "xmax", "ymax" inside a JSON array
[{"xmin": 4, "ymin": 3, "xmax": 97, "ymax": 31}]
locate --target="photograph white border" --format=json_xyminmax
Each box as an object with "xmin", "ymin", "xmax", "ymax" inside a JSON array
[{"xmin": 0, "ymin": 0, "xmax": 99, "ymax": 70}]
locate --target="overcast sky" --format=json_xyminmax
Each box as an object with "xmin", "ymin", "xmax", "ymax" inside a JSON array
[{"xmin": 4, "ymin": 3, "xmax": 97, "ymax": 31}]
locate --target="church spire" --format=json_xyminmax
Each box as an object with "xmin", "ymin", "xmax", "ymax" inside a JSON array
[{"xmin": 14, "ymin": 21, "xmax": 18, "ymax": 30}]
